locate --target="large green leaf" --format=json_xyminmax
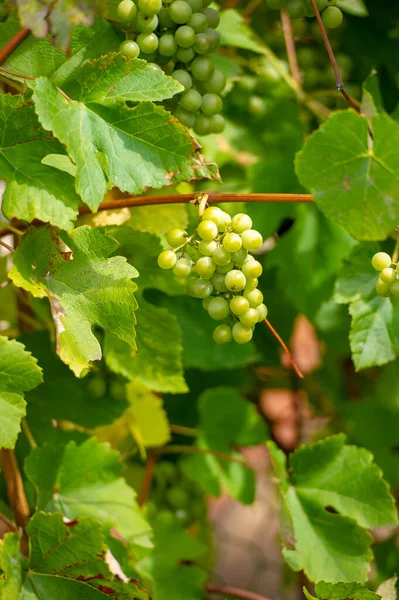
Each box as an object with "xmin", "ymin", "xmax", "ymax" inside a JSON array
[
  {"xmin": 182, "ymin": 387, "xmax": 268, "ymax": 503},
  {"xmin": 0, "ymin": 513, "xmax": 149, "ymax": 598},
  {"xmin": 61, "ymin": 53, "xmax": 183, "ymax": 104},
  {"xmin": 304, "ymin": 581, "xmax": 380, "ymax": 600},
  {"xmin": 25, "ymin": 438, "xmax": 152, "ymax": 548},
  {"xmin": 218, "ymin": 9, "xmax": 265, "ymax": 53},
  {"xmin": 0, "ymin": 336, "xmax": 42, "ymax": 448},
  {"xmin": 0, "ymin": 95, "xmax": 80, "ymax": 230},
  {"xmin": 9, "ymin": 226, "xmax": 138, "ymax": 377},
  {"xmin": 269, "ymin": 435, "xmax": 397, "ymax": 583},
  {"xmin": 33, "ymin": 77, "xmax": 217, "ymax": 212},
  {"xmin": 296, "ymin": 111, "xmax": 399, "ymax": 241}
]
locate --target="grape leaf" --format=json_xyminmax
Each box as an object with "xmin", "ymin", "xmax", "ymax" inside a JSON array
[
  {"xmin": 304, "ymin": 581, "xmax": 380, "ymax": 600},
  {"xmin": 218, "ymin": 9, "xmax": 264, "ymax": 53},
  {"xmin": 9, "ymin": 225, "xmax": 138, "ymax": 377},
  {"xmin": 126, "ymin": 204, "xmax": 189, "ymax": 238},
  {"xmin": 136, "ymin": 517, "xmax": 206, "ymax": 600},
  {"xmin": 0, "ymin": 336, "xmax": 42, "ymax": 449},
  {"xmin": 61, "ymin": 53, "xmax": 183, "ymax": 104},
  {"xmin": 0, "ymin": 513, "xmax": 149, "ymax": 599},
  {"xmin": 334, "ymin": 244, "xmax": 399, "ymax": 370},
  {"xmin": 25, "ymin": 438, "xmax": 152, "ymax": 548},
  {"xmin": 33, "ymin": 77, "xmax": 217, "ymax": 212},
  {"xmin": 0, "ymin": 95, "xmax": 80, "ymax": 230},
  {"xmin": 295, "ymin": 111, "xmax": 399, "ymax": 241},
  {"xmin": 182, "ymin": 387, "xmax": 268, "ymax": 504},
  {"xmin": 268, "ymin": 435, "xmax": 397, "ymax": 583}
]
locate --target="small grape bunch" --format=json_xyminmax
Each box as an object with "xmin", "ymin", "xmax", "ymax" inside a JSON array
[
  {"xmin": 116, "ymin": 0, "xmax": 226, "ymax": 135},
  {"xmin": 371, "ymin": 251, "xmax": 399, "ymax": 299},
  {"xmin": 157, "ymin": 206, "xmax": 267, "ymax": 345}
]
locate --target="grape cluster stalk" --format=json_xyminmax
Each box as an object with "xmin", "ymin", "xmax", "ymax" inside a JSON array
[
  {"xmin": 372, "ymin": 252, "xmax": 399, "ymax": 300},
  {"xmin": 116, "ymin": 0, "xmax": 226, "ymax": 135},
  {"xmin": 158, "ymin": 207, "xmax": 267, "ymax": 345}
]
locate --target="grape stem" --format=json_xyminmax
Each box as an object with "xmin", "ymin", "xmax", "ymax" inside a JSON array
[
  {"xmin": 22, "ymin": 419, "xmax": 37, "ymax": 448},
  {"xmin": 0, "ymin": 220, "xmax": 24, "ymax": 235},
  {"xmin": 0, "ymin": 238, "xmax": 13, "ymax": 252},
  {"xmin": 206, "ymin": 583, "xmax": 272, "ymax": 600},
  {"xmin": 264, "ymin": 318, "xmax": 304, "ymax": 379},
  {"xmin": 280, "ymin": 9, "xmax": 301, "ymax": 87},
  {"xmin": 170, "ymin": 423, "xmax": 198, "ymax": 437},
  {"xmin": 0, "ymin": 28, "xmax": 30, "ymax": 64},
  {"xmin": 309, "ymin": 0, "xmax": 359, "ymax": 113},
  {"xmin": 1, "ymin": 449, "xmax": 30, "ymax": 555},
  {"xmin": 138, "ymin": 449, "xmax": 157, "ymax": 507},
  {"xmin": 158, "ymin": 444, "xmax": 255, "ymax": 471}
]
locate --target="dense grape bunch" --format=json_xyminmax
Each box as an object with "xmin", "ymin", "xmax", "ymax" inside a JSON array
[
  {"xmin": 266, "ymin": 0, "xmax": 344, "ymax": 29},
  {"xmin": 116, "ymin": 0, "xmax": 226, "ymax": 135},
  {"xmin": 158, "ymin": 206, "xmax": 267, "ymax": 345},
  {"xmin": 371, "ymin": 251, "xmax": 399, "ymax": 299}
]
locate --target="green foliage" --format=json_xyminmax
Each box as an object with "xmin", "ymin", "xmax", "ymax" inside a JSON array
[{"xmin": 304, "ymin": 581, "xmax": 380, "ymax": 600}]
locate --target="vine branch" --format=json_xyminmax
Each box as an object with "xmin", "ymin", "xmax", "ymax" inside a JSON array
[
  {"xmin": 0, "ymin": 28, "xmax": 29, "ymax": 65},
  {"xmin": 206, "ymin": 583, "xmax": 273, "ymax": 600},
  {"xmin": 264, "ymin": 319, "xmax": 304, "ymax": 379},
  {"xmin": 280, "ymin": 9, "xmax": 301, "ymax": 86},
  {"xmin": 1, "ymin": 449, "xmax": 30, "ymax": 555},
  {"xmin": 309, "ymin": 0, "xmax": 359, "ymax": 113}
]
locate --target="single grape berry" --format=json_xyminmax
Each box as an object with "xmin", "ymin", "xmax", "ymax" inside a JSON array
[
  {"xmin": 167, "ymin": 227, "xmax": 187, "ymax": 248},
  {"xmin": 232, "ymin": 213, "xmax": 252, "ymax": 233},
  {"xmin": 194, "ymin": 114, "xmax": 211, "ymax": 135},
  {"xmin": 244, "ymin": 288, "xmax": 263, "ymax": 307},
  {"xmin": 136, "ymin": 11, "xmax": 158, "ymax": 30},
  {"xmin": 173, "ymin": 257, "xmax": 192, "ymax": 277},
  {"xmin": 241, "ymin": 229, "xmax": 263, "ymax": 251},
  {"xmin": 195, "ymin": 256, "xmax": 216, "ymax": 278},
  {"xmin": 213, "ymin": 324, "xmax": 232, "ymax": 344},
  {"xmin": 172, "ymin": 69, "xmax": 193, "ymax": 91},
  {"xmin": 180, "ymin": 88, "xmax": 202, "ymax": 111},
  {"xmin": 208, "ymin": 296, "xmax": 229, "ymax": 320},
  {"xmin": 175, "ymin": 107, "xmax": 196, "ymax": 127},
  {"xmin": 230, "ymin": 296, "xmax": 250, "ymax": 315},
  {"xmin": 371, "ymin": 252, "xmax": 391, "ymax": 271},
  {"xmin": 376, "ymin": 279, "xmax": 391, "ymax": 297},
  {"xmin": 166, "ymin": 487, "xmax": 189, "ymax": 508},
  {"xmin": 209, "ymin": 114, "xmax": 225, "ymax": 134},
  {"xmin": 211, "ymin": 272, "xmax": 228, "ymax": 292},
  {"xmin": 175, "ymin": 47, "xmax": 195, "ymax": 62},
  {"xmin": 158, "ymin": 33, "xmax": 177, "ymax": 56},
  {"xmin": 117, "ymin": 0, "xmax": 137, "ymax": 21},
  {"xmin": 159, "ymin": 6, "xmax": 174, "ymax": 27},
  {"xmin": 232, "ymin": 322, "xmax": 253, "ymax": 344},
  {"xmin": 217, "ymin": 211, "xmax": 232, "ymax": 232},
  {"xmin": 138, "ymin": 0, "xmax": 162, "ymax": 16},
  {"xmin": 191, "ymin": 278, "xmax": 213, "ymax": 298},
  {"xmin": 223, "ymin": 233, "xmax": 242, "ymax": 253},
  {"xmin": 390, "ymin": 281, "xmax": 399, "ymax": 297},
  {"xmin": 202, "ymin": 206, "xmax": 224, "ymax": 226},
  {"xmin": 119, "ymin": 40, "xmax": 140, "ymax": 58},
  {"xmin": 188, "ymin": 12, "xmax": 208, "ymax": 32},
  {"xmin": 203, "ymin": 70, "xmax": 226, "ymax": 94},
  {"xmin": 380, "ymin": 268, "xmax": 396, "ymax": 284},
  {"xmin": 231, "ymin": 248, "xmax": 248, "ymax": 265},
  {"xmin": 198, "ymin": 219, "xmax": 218, "ymax": 241},
  {"xmin": 242, "ymin": 260, "xmax": 262, "ymax": 278},
  {"xmin": 212, "ymin": 246, "xmax": 231, "ymax": 266},
  {"xmin": 203, "ymin": 6, "xmax": 219, "ymax": 27},
  {"xmin": 137, "ymin": 32, "xmax": 159, "ymax": 53},
  {"xmin": 245, "ymin": 277, "xmax": 258, "ymax": 291},
  {"xmin": 158, "ymin": 250, "xmax": 177, "ymax": 269},
  {"xmin": 201, "ymin": 93, "xmax": 223, "ymax": 116},
  {"xmin": 240, "ymin": 308, "xmax": 259, "ymax": 328},
  {"xmin": 205, "ymin": 27, "xmax": 220, "ymax": 50},
  {"xmin": 169, "ymin": 0, "xmax": 193, "ymax": 23},
  {"xmin": 191, "ymin": 56, "xmax": 214, "ymax": 81},
  {"xmin": 322, "ymin": 6, "xmax": 343, "ymax": 28},
  {"xmin": 224, "ymin": 269, "xmax": 246, "ymax": 291},
  {"xmin": 202, "ymin": 296, "xmax": 212, "ymax": 311},
  {"xmin": 256, "ymin": 303, "xmax": 268, "ymax": 322},
  {"xmin": 175, "ymin": 25, "xmax": 196, "ymax": 47},
  {"xmin": 199, "ymin": 239, "xmax": 217, "ymax": 256}
]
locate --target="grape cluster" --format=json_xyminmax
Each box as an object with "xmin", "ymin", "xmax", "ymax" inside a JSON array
[
  {"xmin": 116, "ymin": 0, "xmax": 226, "ymax": 135},
  {"xmin": 372, "ymin": 252, "xmax": 399, "ymax": 299},
  {"xmin": 266, "ymin": 0, "xmax": 344, "ymax": 29},
  {"xmin": 157, "ymin": 206, "xmax": 267, "ymax": 345},
  {"xmin": 147, "ymin": 461, "xmax": 206, "ymax": 526}
]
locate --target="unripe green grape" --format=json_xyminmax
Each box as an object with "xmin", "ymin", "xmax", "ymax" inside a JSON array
[
  {"xmin": 212, "ymin": 246, "xmax": 231, "ymax": 266},
  {"xmin": 244, "ymin": 288, "xmax": 263, "ymax": 307},
  {"xmin": 136, "ymin": 11, "xmax": 158, "ymax": 30},
  {"xmin": 173, "ymin": 257, "xmax": 192, "ymax": 277},
  {"xmin": 231, "ymin": 247, "xmax": 248, "ymax": 265},
  {"xmin": 167, "ymin": 227, "xmax": 187, "ymax": 247},
  {"xmin": 322, "ymin": 6, "xmax": 343, "ymax": 28},
  {"xmin": 201, "ymin": 93, "xmax": 222, "ymax": 116},
  {"xmin": 371, "ymin": 252, "xmax": 391, "ymax": 271},
  {"xmin": 243, "ymin": 254, "xmax": 255, "ymax": 264},
  {"xmin": 224, "ymin": 269, "xmax": 246, "ymax": 292},
  {"xmin": 211, "ymin": 272, "xmax": 228, "ymax": 292},
  {"xmin": 147, "ymin": 62, "xmax": 162, "ymax": 70},
  {"xmin": 194, "ymin": 33, "xmax": 211, "ymax": 54},
  {"xmin": 376, "ymin": 279, "xmax": 391, "ymax": 297},
  {"xmin": 232, "ymin": 213, "xmax": 252, "ymax": 233},
  {"xmin": 137, "ymin": 32, "xmax": 159, "ymax": 53},
  {"xmin": 87, "ymin": 376, "xmax": 106, "ymax": 398},
  {"xmin": 390, "ymin": 281, "xmax": 399, "ymax": 297},
  {"xmin": 194, "ymin": 114, "xmax": 211, "ymax": 135},
  {"xmin": 241, "ymin": 229, "xmax": 263, "ymax": 251},
  {"xmin": 245, "ymin": 277, "xmax": 258, "ymax": 291},
  {"xmin": 202, "ymin": 206, "xmax": 224, "ymax": 226},
  {"xmin": 191, "ymin": 56, "xmax": 214, "ymax": 81},
  {"xmin": 158, "ymin": 33, "xmax": 177, "ymax": 56},
  {"xmin": 199, "ymin": 239, "xmax": 217, "ymax": 256},
  {"xmin": 205, "ymin": 27, "xmax": 220, "ymax": 50},
  {"xmin": 380, "ymin": 268, "xmax": 396, "ymax": 284},
  {"xmin": 223, "ymin": 233, "xmax": 242, "ymax": 253},
  {"xmin": 195, "ymin": 256, "xmax": 216, "ymax": 278},
  {"xmin": 203, "ymin": 6, "xmax": 219, "ymax": 27},
  {"xmin": 232, "ymin": 322, "xmax": 253, "ymax": 344},
  {"xmin": 202, "ymin": 296, "xmax": 212, "ymax": 310},
  {"xmin": 239, "ymin": 308, "xmax": 259, "ymax": 328},
  {"xmin": 209, "ymin": 114, "xmax": 225, "ymax": 134},
  {"xmin": 180, "ymin": 88, "xmax": 202, "ymax": 111},
  {"xmin": 138, "ymin": 0, "xmax": 162, "ymax": 15},
  {"xmin": 176, "ymin": 47, "xmax": 195, "ymax": 62},
  {"xmin": 158, "ymin": 249, "xmax": 177, "ymax": 269},
  {"xmin": 117, "ymin": 0, "xmax": 137, "ymax": 21},
  {"xmin": 172, "ymin": 69, "xmax": 193, "ymax": 91},
  {"xmin": 242, "ymin": 259, "xmax": 262, "ymax": 278},
  {"xmin": 216, "ymin": 261, "xmax": 233, "ymax": 274},
  {"xmin": 170, "ymin": 0, "xmax": 192, "ymax": 23},
  {"xmin": 159, "ymin": 6, "xmax": 174, "ymax": 27},
  {"xmin": 230, "ymin": 295, "xmax": 250, "ymax": 315},
  {"xmin": 120, "ymin": 40, "xmax": 140, "ymax": 58},
  {"xmin": 203, "ymin": 69, "xmax": 226, "ymax": 94},
  {"xmin": 175, "ymin": 107, "xmax": 196, "ymax": 127},
  {"xmin": 256, "ymin": 303, "xmax": 268, "ymax": 322},
  {"xmin": 213, "ymin": 324, "xmax": 232, "ymax": 344},
  {"xmin": 198, "ymin": 219, "xmax": 218, "ymax": 241},
  {"xmin": 175, "ymin": 25, "xmax": 196, "ymax": 47},
  {"xmin": 188, "ymin": 12, "xmax": 208, "ymax": 32},
  {"xmin": 186, "ymin": 0, "xmax": 203, "ymax": 10},
  {"xmin": 166, "ymin": 487, "xmax": 189, "ymax": 508},
  {"xmin": 249, "ymin": 95, "xmax": 265, "ymax": 116},
  {"xmin": 218, "ymin": 211, "xmax": 232, "ymax": 233},
  {"xmin": 191, "ymin": 278, "xmax": 213, "ymax": 298},
  {"xmin": 208, "ymin": 296, "xmax": 229, "ymax": 320}
]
